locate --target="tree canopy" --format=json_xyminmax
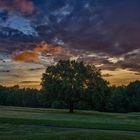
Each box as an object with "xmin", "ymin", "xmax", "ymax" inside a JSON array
[{"xmin": 41, "ymin": 60, "xmax": 108, "ymax": 112}]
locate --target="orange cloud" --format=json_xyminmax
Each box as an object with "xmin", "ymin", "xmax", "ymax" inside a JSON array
[
  {"xmin": 33, "ymin": 42, "xmax": 64, "ymax": 55},
  {"xmin": 51, "ymin": 47, "xmax": 64, "ymax": 55},
  {"xmin": 0, "ymin": 0, "xmax": 34, "ymax": 15},
  {"xmin": 12, "ymin": 42, "xmax": 65, "ymax": 62},
  {"xmin": 13, "ymin": 51, "xmax": 38, "ymax": 62}
]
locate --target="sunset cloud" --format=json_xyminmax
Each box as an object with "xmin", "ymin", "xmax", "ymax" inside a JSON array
[
  {"xmin": 12, "ymin": 42, "xmax": 65, "ymax": 62},
  {"xmin": 33, "ymin": 42, "xmax": 64, "ymax": 55},
  {"xmin": 13, "ymin": 51, "xmax": 38, "ymax": 62},
  {"xmin": 0, "ymin": 0, "xmax": 34, "ymax": 15}
]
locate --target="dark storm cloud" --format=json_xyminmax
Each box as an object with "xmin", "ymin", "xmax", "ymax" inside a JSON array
[
  {"xmin": 119, "ymin": 49, "xmax": 140, "ymax": 72},
  {"xmin": 97, "ymin": 50, "xmax": 140, "ymax": 72},
  {"xmin": 63, "ymin": 0, "xmax": 140, "ymax": 55},
  {"xmin": 0, "ymin": 0, "xmax": 140, "ymax": 75},
  {"xmin": 118, "ymin": 62, "xmax": 140, "ymax": 72},
  {"xmin": 1, "ymin": 0, "xmax": 140, "ymax": 55}
]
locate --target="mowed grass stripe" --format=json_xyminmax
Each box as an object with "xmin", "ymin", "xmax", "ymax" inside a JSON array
[
  {"xmin": 0, "ymin": 128, "xmax": 140, "ymax": 140},
  {"xmin": 0, "ymin": 106, "xmax": 140, "ymax": 131},
  {"xmin": 0, "ymin": 117, "xmax": 139, "ymax": 131}
]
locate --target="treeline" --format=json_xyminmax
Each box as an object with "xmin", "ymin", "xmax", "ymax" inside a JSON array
[
  {"xmin": 0, "ymin": 81, "xmax": 140, "ymax": 113},
  {"xmin": 0, "ymin": 86, "xmax": 42, "ymax": 107},
  {"xmin": 0, "ymin": 85, "xmax": 67, "ymax": 108},
  {"xmin": 106, "ymin": 81, "xmax": 140, "ymax": 112},
  {"xmin": 0, "ymin": 60, "xmax": 140, "ymax": 113}
]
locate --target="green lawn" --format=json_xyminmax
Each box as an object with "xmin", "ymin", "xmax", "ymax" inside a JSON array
[{"xmin": 0, "ymin": 106, "xmax": 140, "ymax": 140}]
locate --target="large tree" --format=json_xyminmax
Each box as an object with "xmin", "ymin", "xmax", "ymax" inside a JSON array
[{"xmin": 41, "ymin": 60, "xmax": 108, "ymax": 113}]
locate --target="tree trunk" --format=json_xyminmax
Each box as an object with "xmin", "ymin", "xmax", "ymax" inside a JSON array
[{"xmin": 69, "ymin": 102, "xmax": 74, "ymax": 113}]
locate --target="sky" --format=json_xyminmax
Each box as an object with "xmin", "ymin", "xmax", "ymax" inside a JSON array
[{"xmin": 0, "ymin": 0, "xmax": 140, "ymax": 88}]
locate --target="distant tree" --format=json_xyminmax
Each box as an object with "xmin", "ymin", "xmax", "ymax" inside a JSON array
[
  {"xmin": 106, "ymin": 86, "xmax": 128, "ymax": 112},
  {"xmin": 126, "ymin": 81, "xmax": 140, "ymax": 112},
  {"xmin": 106, "ymin": 81, "xmax": 140, "ymax": 113},
  {"xmin": 85, "ymin": 79, "xmax": 109, "ymax": 111},
  {"xmin": 41, "ymin": 60, "xmax": 108, "ymax": 113}
]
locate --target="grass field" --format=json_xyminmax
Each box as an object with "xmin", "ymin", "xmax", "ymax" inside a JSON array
[{"xmin": 0, "ymin": 106, "xmax": 140, "ymax": 140}]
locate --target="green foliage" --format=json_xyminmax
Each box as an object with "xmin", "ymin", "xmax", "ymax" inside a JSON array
[
  {"xmin": 126, "ymin": 81, "xmax": 140, "ymax": 112},
  {"xmin": 106, "ymin": 86, "xmax": 128, "ymax": 112},
  {"xmin": 41, "ymin": 60, "xmax": 107, "ymax": 112},
  {"xmin": 106, "ymin": 81, "xmax": 140, "ymax": 112},
  {"xmin": 0, "ymin": 86, "xmax": 42, "ymax": 107},
  {"xmin": 51, "ymin": 101, "xmax": 68, "ymax": 109}
]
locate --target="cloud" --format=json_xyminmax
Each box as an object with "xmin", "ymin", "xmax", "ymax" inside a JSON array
[
  {"xmin": 12, "ymin": 51, "xmax": 38, "ymax": 62},
  {"xmin": 115, "ymin": 49, "xmax": 140, "ymax": 72},
  {"xmin": 0, "ymin": 70, "xmax": 10, "ymax": 73},
  {"xmin": 20, "ymin": 81, "xmax": 40, "ymax": 84},
  {"xmin": 12, "ymin": 42, "xmax": 65, "ymax": 62},
  {"xmin": 28, "ymin": 68, "xmax": 44, "ymax": 71},
  {"xmin": 102, "ymin": 74, "xmax": 113, "ymax": 77},
  {"xmin": 0, "ymin": 0, "xmax": 35, "ymax": 15},
  {"xmin": 33, "ymin": 42, "xmax": 64, "ymax": 55},
  {"xmin": 135, "ymin": 72, "xmax": 140, "ymax": 75}
]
